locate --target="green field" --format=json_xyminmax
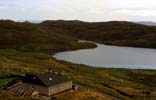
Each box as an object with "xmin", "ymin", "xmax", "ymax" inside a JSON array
[{"xmin": 0, "ymin": 78, "xmax": 14, "ymax": 87}]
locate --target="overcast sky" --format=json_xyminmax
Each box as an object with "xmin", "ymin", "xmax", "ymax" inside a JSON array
[{"xmin": 0, "ymin": 0, "xmax": 156, "ymax": 22}]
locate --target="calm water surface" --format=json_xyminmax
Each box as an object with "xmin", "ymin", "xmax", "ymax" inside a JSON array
[{"xmin": 53, "ymin": 43, "xmax": 156, "ymax": 70}]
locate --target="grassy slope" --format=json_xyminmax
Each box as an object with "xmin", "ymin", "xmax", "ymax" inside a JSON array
[
  {"xmin": 0, "ymin": 20, "xmax": 96, "ymax": 53},
  {"xmin": 0, "ymin": 20, "xmax": 156, "ymax": 100},
  {"xmin": 0, "ymin": 89, "xmax": 39, "ymax": 100},
  {"xmin": 56, "ymin": 89, "xmax": 112, "ymax": 100},
  {"xmin": 1, "ymin": 52, "xmax": 156, "ymax": 100},
  {"xmin": 41, "ymin": 20, "xmax": 156, "ymax": 48}
]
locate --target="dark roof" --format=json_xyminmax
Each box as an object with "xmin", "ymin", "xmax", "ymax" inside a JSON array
[
  {"xmin": 32, "ymin": 72, "xmax": 71, "ymax": 87},
  {"xmin": 36, "ymin": 72, "xmax": 71, "ymax": 87}
]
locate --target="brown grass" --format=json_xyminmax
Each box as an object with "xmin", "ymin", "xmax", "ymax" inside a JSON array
[{"xmin": 55, "ymin": 89, "xmax": 112, "ymax": 100}]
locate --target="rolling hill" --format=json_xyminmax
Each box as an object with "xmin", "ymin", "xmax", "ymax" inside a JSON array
[
  {"xmin": 0, "ymin": 20, "xmax": 95, "ymax": 53},
  {"xmin": 41, "ymin": 20, "xmax": 156, "ymax": 48},
  {"xmin": 137, "ymin": 21, "xmax": 156, "ymax": 26},
  {"xmin": 1, "ymin": 20, "xmax": 156, "ymax": 51}
]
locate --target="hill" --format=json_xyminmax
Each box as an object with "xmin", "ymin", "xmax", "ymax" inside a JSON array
[
  {"xmin": 41, "ymin": 20, "xmax": 156, "ymax": 48},
  {"xmin": 137, "ymin": 21, "xmax": 156, "ymax": 26},
  {"xmin": 0, "ymin": 20, "xmax": 96, "ymax": 53}
]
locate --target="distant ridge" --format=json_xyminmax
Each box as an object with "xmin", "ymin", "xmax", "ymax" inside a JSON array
[
  {"xmin": 41, "ymin": 20, "xmax": 156, "ymax": 49},
  {"xmin": 17, "ymin": 20, "xmax": 42, "ymax": 23},
  {"xmin": 1, "ymin": 19, "xmax": 156, "ymax": 50},
  {"xmin": 137, "ymin": 21, "xmax": 156, "ymax": 26}
]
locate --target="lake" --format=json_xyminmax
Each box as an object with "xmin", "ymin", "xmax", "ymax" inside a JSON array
[{"xmin": 53, "ymin": 42, "xmax": 156, "ymax": 70}]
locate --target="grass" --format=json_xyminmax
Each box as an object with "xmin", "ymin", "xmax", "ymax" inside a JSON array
[
  {"xmin": 0, "ymin": 72, "xmax": 12, "ymax": 87},
  {"xmin": 41, "ymin": 20, "xmax": 156, "ymax": 49},
  {"xmin": 0, "ymin": 89, "xmax": 39, "ymax": 100},
  {"xmin": 0, "ymin": 78, "xmax": 14, "ymax": 87},
  {"xmin": 54, "ymin": 61, "xmax": 156, "ymax": 100},
  {"xmin": 55, "ymin": 89, "xmax": 113, "ymax": 100},
  {"xmin": 0, "ymin": 71, "xmax": 22, "ymax": 88},
  {"xmin": 0, "ymin": 52, "xmax": 156, "ymax": 100},
  {"xmin": 0, "ymin": 20, "xmax": 96, "ymax": 53}
]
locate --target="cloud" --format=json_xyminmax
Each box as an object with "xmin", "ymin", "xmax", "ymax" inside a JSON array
[
  {"xmin": 113, "ymin": 7, "xmax": 156, "ymax": 17},
  {"xmin": 0, "ymin": 0, "xmax": 156, "ymax": 21},
  {"xmin": 0, "ymin": 3, "xmax": 16, "ymax": 9}
]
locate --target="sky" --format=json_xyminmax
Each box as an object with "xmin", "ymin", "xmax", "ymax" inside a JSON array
[{"xmin": 0, "ymin": 0, "xmax": 156, "ymax": 22}]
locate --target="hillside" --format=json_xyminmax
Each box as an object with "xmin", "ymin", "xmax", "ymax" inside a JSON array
[
  {"xmin": 137, "ymin": 21, "xmax": 156, "ymax": 26},
  {"xmin": 41, "ymin": 20, "xmax": 156, "ymax": 48},
  {"xmin": 0, "ymin": 20, "xmax": 96, "ymax": 53}
]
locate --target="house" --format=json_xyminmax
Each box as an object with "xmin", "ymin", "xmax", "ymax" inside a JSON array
[{"xmin": 7, "ymin": 70, "xmax": 73, "ymax": 97}]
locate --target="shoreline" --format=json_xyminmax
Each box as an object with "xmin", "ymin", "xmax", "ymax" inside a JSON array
[{"xmin": 53, "ymin": 40, "xmax": 156, "ymax": 70}]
